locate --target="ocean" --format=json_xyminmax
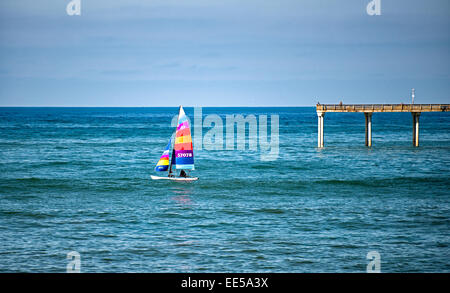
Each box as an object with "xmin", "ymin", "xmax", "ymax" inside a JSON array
[{"xmin": 0, "ymin": 107, "xmax": 449, "ymax": 272}]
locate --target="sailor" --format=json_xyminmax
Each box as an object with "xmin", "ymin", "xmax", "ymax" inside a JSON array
[{"xmin": 180, "ymin": 170, "xmax": 187, "ymax": 177}]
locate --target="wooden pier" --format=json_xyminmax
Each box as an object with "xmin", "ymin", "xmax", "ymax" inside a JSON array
[{"xmin": 316, "ymin": 104, "xmax": 450, "ymax": 148}]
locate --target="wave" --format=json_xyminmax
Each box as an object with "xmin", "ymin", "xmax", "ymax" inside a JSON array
[
  {"xmin": 0, "ymin": 209, "xmax": 56, "ymax": 219},
  {"xmin": 314, "ymin": 176, "xmax": 450, "ymax": 187},
  {"xmin": 253, "ymin": 208, "xmax": 285, "ymax": 214}
]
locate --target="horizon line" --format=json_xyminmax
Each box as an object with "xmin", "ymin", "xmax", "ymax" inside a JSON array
[{"xmin": 0, "ymin": 105, "xmax": 317, "ymax": 108}]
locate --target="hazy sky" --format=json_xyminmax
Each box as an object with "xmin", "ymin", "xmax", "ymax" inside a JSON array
[{"xmin": 0, "ymin": 0, "xmax": 449, "ymax": 106}]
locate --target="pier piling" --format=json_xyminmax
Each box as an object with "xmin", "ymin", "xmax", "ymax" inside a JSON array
[
  {"xmin": 412, "ymin": 112, "xmax": 420, "ymax": 147},
  {"xmin": 364, "ymin": 112, "xmax": 373, "ymax": 147},
  {"xmin": 317, "ymin": 111, "xmax": 325, "ymax": 148}
]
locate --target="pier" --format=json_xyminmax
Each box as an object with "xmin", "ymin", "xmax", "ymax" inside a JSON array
[{"xmin": 316, "ymin": 104, "xmax": 450, "ymax": 148}]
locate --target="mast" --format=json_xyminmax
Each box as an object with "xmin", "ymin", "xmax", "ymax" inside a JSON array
[
  {"xmin": 168, "ymin": 147, "xmax": 175, "ymax": 175},
  {"xmin": 168, "ymin": 106, "xmax": 182, "ymax": 176}
]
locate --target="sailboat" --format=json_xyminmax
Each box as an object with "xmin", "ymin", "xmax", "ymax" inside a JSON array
[{"xmin": 151, "ymin": 106, "xmax": 198, "ymax": 181}]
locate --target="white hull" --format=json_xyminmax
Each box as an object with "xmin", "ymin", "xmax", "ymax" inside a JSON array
[{"xmin": 151, "ymin": 175, "xmax": 198, "ymax": 181}]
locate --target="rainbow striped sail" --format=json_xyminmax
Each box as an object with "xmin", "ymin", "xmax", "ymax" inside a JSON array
[
  {"xmin": 173, "ymin": 106, "xmax": 195, "ymax": 170},
  {"xmin": 155, "ymin": 138, "xmax": 171, "ymax": 172}
]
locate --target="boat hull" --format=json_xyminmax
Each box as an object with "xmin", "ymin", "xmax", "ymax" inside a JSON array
[{"xmin": 150, "ymin": 175, "xmax": 198, "ymax": 181}]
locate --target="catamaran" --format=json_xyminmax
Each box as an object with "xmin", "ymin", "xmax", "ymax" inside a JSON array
[{"xmin": 151, "ymin": 106, "xmax": 198, "ymax": 181}]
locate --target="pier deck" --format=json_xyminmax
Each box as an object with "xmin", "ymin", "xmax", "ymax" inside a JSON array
[
  {"xmin": 316, "ymin": 104, "xmax": 450, "ymax": 148},
  {"xmin": 316, "ymin": 104, "xmax": 449, "ymax": 113}
]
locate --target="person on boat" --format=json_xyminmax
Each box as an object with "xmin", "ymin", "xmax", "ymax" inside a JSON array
[{"xmin": 180, "ymin": 170, "xmax": 187, "ymax": 177}]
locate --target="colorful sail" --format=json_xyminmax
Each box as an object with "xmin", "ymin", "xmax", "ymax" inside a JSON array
[
  {"xmin": 173, "ymin": 106, "xmax": 194, "ymax": 170},
  {"xmin": 155, "ymin": 138, "xmax": 171, "ymax": 172}
]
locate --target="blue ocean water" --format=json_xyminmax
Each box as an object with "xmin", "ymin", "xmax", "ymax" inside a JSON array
[{"xmin": 0, "ymin": 107, "xmax": 449, "ymax": 272}]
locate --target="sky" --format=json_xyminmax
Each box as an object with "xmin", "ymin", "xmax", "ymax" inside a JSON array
[{"xmin": 0, "ymin": 0, "xmax": 449, "ymax": 106}]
